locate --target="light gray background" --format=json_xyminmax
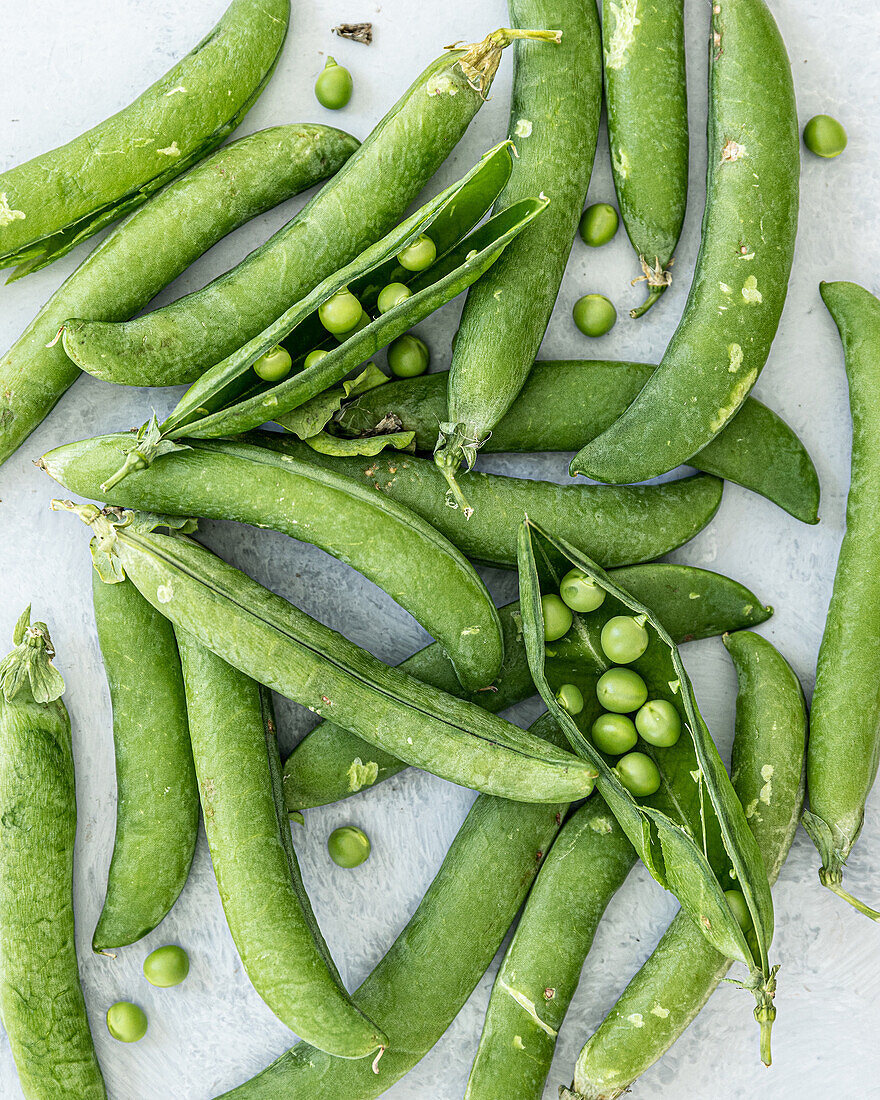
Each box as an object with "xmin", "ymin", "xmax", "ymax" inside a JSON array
[{"xmin": 1, "ymin": 1, "xmax": 878, "ymax": 1096}]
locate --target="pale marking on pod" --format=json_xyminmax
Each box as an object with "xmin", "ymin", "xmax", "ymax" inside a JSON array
[
  {"xmin": 604, "ymin": 0, "xmax": 641, "ymax": 70},
  {"xmin": 741, "ymin": 276, "xmax": 762, "ymax": 304},
  {"xmin": 426, "ymin": 73, "xmax": 458, "ymax": 97},
  {"xmin": 760, "ymin": 764, "xmax": 774, "ymax": 805},
  {"xmin": 668, "ymin": 679, "xmax": 680, "ymax": 694},
  {"xmin": 347, "ymin": 758, "xmax": 379, "ymax": 792},
  {"xmin": 627, "ymin": 1013, "xmax": 645, "ymax": 1028},
  {"xmin": 651, "ymin": 1004, "xmax": 670, "ymax": 1018},
  {"xmin": 513, "ymin": 1036, "xmax": 525, "ymax": 1050},
  {"xmin": 590, "ymin": 816, "xmax": 614, "ymax": 835},
  {"xmin": 499, "ymin": 980, "xmax": 559, "ymax": 1037},
  {"xmin": 156, "ymin": 584, "xmax": 174, "ymax": 603},
  {"xmin": 709, "ymin": 368, "xmax": 758, "ymax": 432},
  {"xmin": 744, "ymin": 798, "xmax": 761, "ymax": 821},
  {"xmin": 0, "ymin": 194, "xmax": 26, "ymax": 226},
  {"xmin": 460, "ymin": 626, "xmax": 482, "ymax": 636},
  {"xmin": 721, "ymin": 139, "xmax": 746, "ymax": 162},
  {"xmin": 738, "ymin": 250, "xmax": 756, "ymax": 260},
  {"xmin": 719, "ymin": 282, "xmax": 733, "ymax": 294},
  {"xmin": 689, "ymin": 592, "xmax": 701, "ymax": 600},
  {"xmin": 728, "ymin": 343, "xmax": 744, "ymax": 372},
  {"xmin": 690, "ymin": 769, "xmax": 702, "ymax": 783},
  {"xmin": 611, "ymin": 145, "xmax": 630, "ymax": 179},
  {"xmin": 513, "ymin": 118, "xmax": 533, "ymax": 138},
  {"xmin": 157, "ymin": 141, "xmax": 181, "ymax": 157},
  {"xmin": 165, "ymin": 85, "xmax": 188, "ymax": 96}
]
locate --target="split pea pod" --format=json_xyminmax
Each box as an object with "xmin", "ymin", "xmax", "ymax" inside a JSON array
[
  {"xmin": 803, "ymin": 281, "xmax": 880, "ymax": 920},
  {"xmin": 0, "ymin": 0, "xmax": 289, "ymax": 279},
  {"xmin": 571, "ymin": 0, "xmax": 799, "ymax": 484},
  {"xmin": 0, "ymin": 124, "xmax": 358, "ymax": 468},
  {"xmin": 92, "ymin": 574, "xmax": 198, "ymax": 951},
  {"xmin": 175, "ymin": 630, "xmax": 385, "ymax": 1058},
  {"xmin": 565, "ymin": 630, "xmax": 806, "ymax": 1099},
  {"xmin": 0, "ymin": 610, "xmax": 106, "ymax": 1099}
]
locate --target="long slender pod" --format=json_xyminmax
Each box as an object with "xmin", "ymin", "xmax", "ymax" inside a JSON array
[
  {"xmin": 565, "ymin": 630, "xmax": 806, "ymax": 1099},
  {"xmin": 571, "ymin": 0, "xmax": 798, "ymax": 483},
  {"xmin": 434, "ymin": 0, "xmax": 602, "ymax": 512},
  {"xmin": 803, "ymin": 281, "xmax": 880, "ymax": 919}
]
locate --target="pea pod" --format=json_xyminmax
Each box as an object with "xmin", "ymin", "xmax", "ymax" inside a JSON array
[
  {"xmin": 284, "ymin": 566, "xmax": 771, "ymax": 811},
  {"xmin": 338, "ymin": 360, "xmax": 820, "ymax": 523},
  {"xmin": 54, "ymin": 503, "xmax": 597, "ymax": 806},
  {"xmin": 0, "ymin": 609, "xmax": 106, "ymax": 1098},
  {"xmin": 517, "ymin": 519, "xmax": 778, "ymax": 1061},
  {"xmin": 175, "ymin": 631, "xmax": 385, "ymax": 1058},
  {"xmin": 0, "ymin": 124, "xmax": 358, "ymax": 469},
  {"xmin": 571, "ymin": 0, "xmax": 799, "ymax": 484},
  {"xmin": 803, "ymin": 281, "xmax": 880, "ymax": 920},
  {"xmin": 91, "ymin": 574, "xmax": 198, "ymax": 951},
  {"xmin": 566, "ymin": 630, "xmax": 806, "ymax": 1099},
  {"xmin": 0, "ymin": 0, "xmax": 289, "ymax": 279}
]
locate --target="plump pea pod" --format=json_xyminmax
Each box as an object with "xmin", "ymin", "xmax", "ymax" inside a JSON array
[
  {"xmin": 434, "ymin": 0, "xmax": 601, "ymax": 515},
  {"xmin": 465, "ymin": 796, "xmax": 635, "ymax": 1100},
  {"xmin": 571, "ymin": 0, "xmax": 799, "ymax": 484},
  {"xmin": 602, "ymin": 0, "xmax": 688, "ymax": 317},
  {"xmin": 54, "ymin": 503, "xmax": 598, "ymax": 805},
  {"xmin": 91, "ymin": 573, "xmax": 198, "ymax": 951},
  {"xmin": 338, "ymin": 360, "xmax": 820, "ymax": 523},
  {"xmin": 285, "ymin": 566, "xmax": 770, "ymax": 810},
  {"xmin": 175, "ymin": 631, "xmax": 385, "ymax": 1058},
  {"xmin": 0, "ymin": 125, "xmax": 358, "ymax": 469},
  {"xmin": 0, "ymin": 609, "xmax": 106, "ymax": 1098},
  {"xmin": 216, "ymin": 711, "xmax": 568, "ymax": 1099},
  {"xmin": 41, "ymin": 433, "xmax": 504, "ymax": 692},
  {"xmin": 803, "ymin": 281, "xmax": 880, "ymax": 920},
  {"xmin": 566, "ymin": 630, "xmax": 806, "ymax": 1099},
  {"xmin": 0, "ymin": 0, "xmax": 289, "ymax": 279},
  {"xmin": 59, "ymin": 29, "xmax": 556, "ymax": 387},
  {"xmin": 517, "ymin": 520, "xmax": 779, "ymax": 1061}
]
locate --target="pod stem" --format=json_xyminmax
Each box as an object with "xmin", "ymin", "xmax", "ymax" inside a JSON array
[
  {"xmin": 434, "ymin": 421, "xmax": 484, "ymax": 519},
  {"xmin": 821, "ymin": 872, "xmax": 880, "ymax": 921},
  {"xmin": 454, "ymin": 27, "xmax": 561, "ymax": 97},
  {"xmin": 630, "ymin": 255, "xmax": 673, "ymax": 318},
  {"xmin": 630, "ymin": 284, "xmax": 667, "ymax": 318},
  {"xmin": 0, "ymin": 606, "xmax": 65, "ymax": 704},
  {"xmin": 752, "ymin": 965, "xmax": 778, "ymax": 1067}
]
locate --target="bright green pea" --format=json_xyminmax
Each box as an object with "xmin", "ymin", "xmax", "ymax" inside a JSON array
[
  {"xmin": 377, "ymin": 282, "xmax": 412, "ymax": 314},
  {"xmin": 252, "ymin": 345, "xmax": 292, "ymax": 382},
  {"xmin": 559, "ymin": 569, "xmax": 606, "ymax": 613},
  {"xmin": 328, "ymin": 825, "xmax": 371, "ymax": 868},
  {"xmin": 615, "ymin": 751, "xmax": 661, "ymax": 797},
  {"xmin": 600, "ymin": 615, "xmax": 649, "ymax": 664},
  {"xmin": 596, "ymin": 667, "xmax": 648, "ymax": 713},
  {"xmin": 333, "ymin": 309, "xmax": 371, "ymax": 343},
  {"xmin": 724, "ymin": 888, "xmax": 752, "ymax": 933},
  {"xmin": 318, "ymin": 288, "xmax": 362, "ymax": 334},
  {"xmin": 803, "ymin": 114, "xmax": 847, "ymax": 158},
  {"xmin": 573, "ymin": 294, "xmax": 616, "ymax": 337},
  {"xmin": 304, "ymin": 349, "xmax": 329, "ymax": 368},
  {"xmin": 143, "ymin": 944, "xmax": 190, "ymax": 987},
  {"xmin": 635, "ymin": 699, "xmax": 681, "ymax": 747},
  {"xmin": 541, "ymin": 594, "xmax": 573, "ymax": 642},
  {"xmin": 106, "ymin": 1001, "xmax": 148, "ymax": 1043},
  {"xmin": 387, "ymin": 333, "xmax": 429, "ymax": 378},
  {"xmin": 591, "ymin": 712, "xmax": 638, "ymax": 755},
  {"xmin": 315, "ymin": 57, "xmax": 353, "ymax": 110},
  {"xmin": 556, "ymin": 683, "xmax": 584, "ymax": 716},
  {"xmin": 397, "ymin": 234, "xmax": 436, "ymax": 272},
  {"xmin": 579, "ymin": 203, "xmax": 619, "ymax": 247}
]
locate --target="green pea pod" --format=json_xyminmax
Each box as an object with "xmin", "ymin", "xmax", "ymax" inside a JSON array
[
  {"xmin": 337, "ymin": 361, "xmax": 820, "ymax": 524},
  {"xmin": 174, "ymin": 631, "xmax": 385, "ymax": 1058},
  {"xmin": 803, "ymin": 281, "xmax": 880, "ymax": 921},
  {"xmin": 0, "ymin": 0, "xmax": 289, "ymax": 280},
  {"xmin": 91, "ymin": 574, "xmax": 198, "ymax": 951},
  {"xmin": 571, "ymin": 0, "xmax": 799, "ymax": 484},
  {"xmin": 0, "ymin": 609, "xmax": 106, "ymax": 1099},
  {"xmin": 53, "ymin": 503, "xmax": 597, "ymax": 806},
  {"xmin": 284, "ymin": 566, "xmax": 771, "ymax": 811},
  {"xmin": 566, "ymin": 630, "xmax": 806, "ymax": 1099},
  {"xmin": 517, "ymin": 519, "xmax": 778, "ymax": 1061},
  {"xmin": 41, "ymin": 433, "xmax": 504, "ymax": 692},
  {"xmin": 603, "ymin": 0, "xmax": 688, "ymax": 317}
]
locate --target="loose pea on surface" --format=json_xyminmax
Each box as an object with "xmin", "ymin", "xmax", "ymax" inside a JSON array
[
  {"xmin": 596, "ymin": 667, "xmax": 648, "ymax": 713},
  {"xmin": 106, "ymin": 1001, "xmax": 148, "ymax": 1043},
  {"xmin": 615, "ymin": 751, "xmax": 661, "ymax": 797},
  {"xmin": 600, "ymin": 615, "xmax": 649, "ymax": 664},
  {"xmin": 387, "ymin": 333, "xmax": 429, "ymax": 378},
  {"xmin": 724, "ymin": 888, "xmax": 752, "ymax": 932},
  {"xmin": 318, "ymin": 288, "xmax": 363, "ymax": 334},
  {"xmin": 591, "ymin": 712, "xmax": 638, "ymax": 755},
  {"xmin": 304, "ymin": 349, "xmax": 329, "ymax": 368},
  {"xmin": 579, "ymin": 203, "xmax": 619, "ymax": 247},
  {"xmin": 635, "ymin": 699, "xmax": 682, "ymax": 747},
  {"xmin": 314, "ymin": 57, "xmax": 353, "ymax": 110},
  {"xmin": 541, "ymin": 594, "xmax": 573, "ymax": 642},
  {"xmin": 573, "ymin": 294, "xmax": 616, "ymax": 337},
  {"xmin": 559, "ymin": 568, "xmax": 606, "ymax": 613},
  {"xmin": 397, "ymin": 234, "xmax": 436, "ymax": 272},
  {"xmin": 556, "ymin": 683, "xmax": 584, "ymax": 716},
  {"xmin": 143, "ymin": 944, "xmax": 190, "ymax": 988},
  {"xmin": 377, "ymin": 282, "xmax": 412, "ymax": 313},
  {"xmin": 328, "ymin": 825, "xmax": 371, "ymax": 868},
  {"xmin": 253, "ymin": 345, "xmax": 292, "ymax": 382},
  {"xmin": 803, "ymin": 114, "xmax": 847, "ymax": 158}
]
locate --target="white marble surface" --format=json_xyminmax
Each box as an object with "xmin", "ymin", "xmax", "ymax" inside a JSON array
[{"xmin": 1, "ymin": 1, "xmax": 879, "ymax": 1097}]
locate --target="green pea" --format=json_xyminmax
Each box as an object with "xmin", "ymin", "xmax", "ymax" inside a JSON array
[
  {"xmin": 318, "ymin": 288, "xmax": 362, "ymax": 334},
  {"xmin": 253, "ymin": 345, "xmax": 292, "ymax": 382},
  {"xmin": 541, "ymin": 594, "xmax": 573, "ymax": 642},
  {"xmin": 328, "ymin": 825, "xmax": 371, "ymax": 868},
  {"xmin": 615, "ymin": 751, "xmax": 661, "ymax": 797},
  {"xmin": 387, "ymin": 334, "xmax": 429, "ymax": 378},
  {"xmin": 600, "ymin": 614, "xmax": 649, "ymax": 664},
  {"xmin": 377, "ymin": 282, "xmax": 413, "ymax": 314},
  {"xmin": 559, "ymin": 568, "xmax": 606, "ymax": 613},
  {"xmin": 106, "ymin": 1001, "xmax": 148, "ymax": 1043},
  {"xmin": 635, "ymin": 699, "xmax": 682, "ymax": 747},
  {"xmin": 596, "ymin": 667, "xmax": 648, "ymax": 713},
  {"xmin": 724, "ymin": 888, "xmax": 752, "ymax": 933},
  {"xmin": 591, "ymin": 712, "xmax": 638, "ymax": 756},
  {"xmin": 803, "ymin": 114, "xmax": 847, "ymax": 158},
  {"xmin": 334, "ymin": 310, "xmax": 371, "ymax": 343},
  {"xmin": 579, "ymin": 203, "xmax": 619, "ymax": 247},
  {"xmin": 315, "ymin": 57, "xmax": 353, "ymax": 110},
  {"xmin": 556, "ymin": 683, "xmax": 584, "ymax": 716},
  {"xmin": 304, "ymin": 349, "xmax": 329, "ymax": 368},
  {"xmin": 397, "ymin": 234, "xmax": 436, "ymax": 272},
  {"xmin": 573, "ymin": 294, "xmax": 616, "ymax": 337},
  {"xmin": 143, "ymin": 944, "xmax": 190, "ymax": 988}
]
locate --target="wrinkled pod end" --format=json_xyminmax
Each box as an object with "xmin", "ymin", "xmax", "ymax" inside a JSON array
[
  {"xmin": 0, "ymin": 605, "xmax": 65, "ymax": 704},
  {"xmin": 454, "ymin": 27, "xmax": 562, "ymax": 97}
]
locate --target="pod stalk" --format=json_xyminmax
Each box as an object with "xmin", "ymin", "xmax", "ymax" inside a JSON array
[
  {"xmin": 821, "ymin": 873, "xmax": 880, "ymax": 921},
  {"xmin": 454, "ymin": 28, "xmax": 562, "ymax": 98}
]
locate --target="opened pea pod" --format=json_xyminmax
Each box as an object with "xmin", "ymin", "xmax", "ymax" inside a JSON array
[{"xmin": 517, "ymin": 520, "xmax": 778, "ymax": 1062}]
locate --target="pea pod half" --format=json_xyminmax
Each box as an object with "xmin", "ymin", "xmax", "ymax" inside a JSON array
[{"xmin": 517, "ymin": 520, "xmax": 778, "ymax": 1061}]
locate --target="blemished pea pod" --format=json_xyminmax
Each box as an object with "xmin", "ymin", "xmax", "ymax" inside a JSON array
[
  {"xmin": 434, "ymin": 0, "xmax": 601, "ymax": 515},
  {"xmin": 464, "ymin": 796, "xmax": 635, "ymax": 1100},
  {"xmin": 40, "ymin": 433, "xmax": 504, "ymax": 692},
  {"xmin": 0, "ymin": 0, "xmax": 289, "ymax": 280},
  {"xmin": 602, "ymin": 0, "xmax": 688, "ymax": 317},
  {"xmin": 803, "ymin": 281, "xmax": 880, "ymax": 921},
  {"xmin": 565, "ymin": 630, "xmax": 806, "ymax": 1099},
  {"xmin": 91, "ymin": 574, "xmax": 198, "ymax": 951},
  {"xmin": 337, "ymin": 360, "xmax": 820, "ymax": 523},
  {"xmin": 54, "ymin": 503, "xmax": 597, "ymax": 806},
  {"xmin": 215, "ymin": 712, "xmax": 568, "ymax": 1100},
  {"xmin": 517, "ymin": 520, "xmax": 779, "ymax": 1061},
  {"xmin": 571, "ymin": 0, "xmax": 799, "ymax": 484},
  {"xmin": 0, "ymin": 125, "xmax": 358, "ymax": 470},
  {"xmin": 175, "ymin": 631, "xmax": 385, "ymax": 1058},
  {"xmin": 284, "ymin": 566, "xmax": 771, "ymax": 811},
  {"xmin": 59, "ymin": 29, "xmax": 558, "ymax": 388},
  {"xmin": 0, "ymin": 609, "xmax": 106, "ymax": 1099}
]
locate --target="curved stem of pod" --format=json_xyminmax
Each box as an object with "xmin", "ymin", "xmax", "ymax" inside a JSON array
[
  {"xmin": 820, "ymin": 870, "xmax": 880, "ymax": 922},
  {"xmin": 630, "ymin": 284, "xmax": 667, "ymax": 319},
  {"xmin": 455, "ymin": 28, "xmax": 562, "ymax": 97}
]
